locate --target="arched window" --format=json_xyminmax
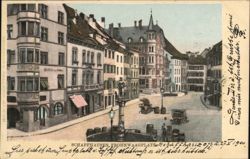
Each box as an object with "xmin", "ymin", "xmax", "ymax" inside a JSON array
[
  {"xmin": 128, "ymin": 37, "xmax": 132, "ymax": 43},
  {"xmin": 54, "ymin": 102, "xmax": 63, "ymax": 115},
  {"xmin": 139, "ymin": 37, "xmax": 144, "ymax": 42}
]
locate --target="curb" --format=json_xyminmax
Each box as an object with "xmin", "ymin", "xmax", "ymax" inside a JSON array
[{"xmin": 200, "ymin": 95, "xmax": 221, "ymax": 111}]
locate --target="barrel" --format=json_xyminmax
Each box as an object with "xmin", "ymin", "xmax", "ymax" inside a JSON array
[
  {"xmin": 94, "ymin": 127, "xmax": 101, "ymax": 133},
  {"xmin": 154, "ymin": 107, "xmax": 160, "ymax": 114},
  {"xmin": 161, "ymin": 107, "xmax": 166, "ymax": 114},
  {"xmin": 86, "ymin": 128, "xmax": 94, "ymax": 136},
  {"xmin": 102, "ymin": 126, "xmax": 108, "ymax": 132},
  {"xmin": 146, "ymin": 124, "xmax": 154, "ymax": 134}
]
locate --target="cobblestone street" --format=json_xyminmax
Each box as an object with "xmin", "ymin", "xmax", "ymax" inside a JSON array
[{"xmin": 8, "ymin": 92, "xmax": 221, "ymax": 142}]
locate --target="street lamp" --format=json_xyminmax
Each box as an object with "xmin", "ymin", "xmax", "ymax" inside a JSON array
[
  {"xmin": 109, "ymin": 107, "xmax": 115, "ymax": 141},
  {"xmin": 160, "ymin": 87, "xmax": 165, "ymax": 113}
]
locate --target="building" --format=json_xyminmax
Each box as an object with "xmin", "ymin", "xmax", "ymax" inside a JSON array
[
  {"xmin": 187, "ymin": 55, "xmax": 207, "ymax": 92},
  {"xmin": 204, "ymin": 41, "xmax": 222, "ymax": 107},
  {"xmin": 164, "ymin": 38, "xmax": 189, "ymax": 92},
  {"xmin": 109, "ymin": 13, "xmax": 167, "ymax": 93},
  {"xmin": 7, "ymin": 4, "xmax": 68, "ymax": 131},
  {"xmin": 64, "ymin": 5, "xmax": 104, "ymax": 118}
]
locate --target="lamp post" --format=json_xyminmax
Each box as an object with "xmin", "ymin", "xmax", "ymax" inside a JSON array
[
  {"xmin": 109, "ymin": 107, "xmax": 115, "ymax": 141},
  {"xmin": 160, "ymin": 87, "xmax": 165, "ymax": 113}
]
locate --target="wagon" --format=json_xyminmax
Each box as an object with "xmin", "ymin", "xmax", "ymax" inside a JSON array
[
  {"xmin": 170, "ymin": 109, "xmax": 188, "ymax": 125},
  {"xmin": 139, "ymin": 98, "xmax": 153, "ymax": 114}
]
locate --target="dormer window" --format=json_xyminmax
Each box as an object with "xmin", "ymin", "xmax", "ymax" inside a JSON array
[
  {"xmin": 128, "ymin": 37, "xmax": 132, "ymax": 43},
  {"xmin": 139, "ymin": 37, "xmax": 144, "ymax": 43}
]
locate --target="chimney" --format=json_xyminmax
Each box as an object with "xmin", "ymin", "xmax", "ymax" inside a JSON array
[
  {"xmin": 138, "ymin": 19, "xmax": 142, "ymax": 28},
  {"xmin": 89, "ymin": 14, "xmax": 96, "ymax": 22},
  {"xmin": 134, "ymin": 21, "xmax": 137, "ymax": 27},
  {"xmin": 99, "ymin": 17, "xmax": 105, "ymax": 28},
  {"xmin": 79, "ymin": 13, "xmax": 85, "ymax": 20},
  {"xmin": 109, "ymin": 23, "xmax": 114, "ymax": 37},
  {"xmin": 118, "ymin": 23, "xmax": 121, "ymax": 28}
]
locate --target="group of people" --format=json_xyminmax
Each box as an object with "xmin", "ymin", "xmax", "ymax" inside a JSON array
[{"xmin": 161, "ymin": 122, "xmax": 172, "ymax": 142}]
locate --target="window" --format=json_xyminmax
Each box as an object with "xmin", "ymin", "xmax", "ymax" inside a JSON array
[
  {"xmin": 117, "ymin": 67, "xmax": 119, "ymax": 75},
  {"xmin": 57, "ymin": 75, "xmax": 64, "ymax": 89},
  {"xmin": 19, "ymin": 21, "xmax": 26, "ymax": 36},
  {"xmin": 112, "ymin": 51, "xmax": 114, "ymax": 59},
  {"xmin": 7, "ymin": 96, "xmax": 16, "ymax": 102},
  {"xmin": 58, "ymin": 11, "xmax": 64, "ymax": 24},
  {"xmin": 82, "ymin": 50, "xmax": 86, "ymax": 64},
  {"xmin": 82, "ymin": 71, "xmax": 85, "ymax": 85},
  {"xmin": 7, "ymin": 77, "xmax": 15, "ymax": 91},
  {"xmin": 27, "ymin": 48, "xmax": 34, "ymax": 63},
  {"xmin": 19, "ymin": 4, "xmax": 35, "ymax": 11},
  {"xmin": 18, "ymin": 21, "xmax": 40, "ymax": 36},
  {"xmin": 128, "ymin": 38, "xmax": 132, "ymax": 43},
  {"xmin": 54, "ymin": 103, "xmax": 63, "ymax": 115},
  {"xmin": 7, "ymin": 25, "xmax": 13, "ymax": 39},
  {"xmin": 108, "ymin": 50, "xmax": 111, "ymax": 58},
  {"xmin": 117, "ymin": 55, "xmax": 119, "ymax": 62},
  {"xmin": 40, "ymin": 77, "xmax": 48, "ymax": 91},
  {"xmin": 7, "ymin": 4, "xmax": 19, "ymax": 16},
  {"xmin": 40, "ymin": 52, "xmax": 48, "ymax": 64},
  {"xmin": 18, "ymin": 77, "xmax": 39, "ymax": 91},
  {"xmin": 120, "ymin": 56, "xmax": 123, "ymax": 63},
  {"xmin": 91, "ymin": 52, "xmax": 94, "ymax": 64},
  {"xmin": 35, "ymin": 49, "xmax": 39, "ymax": 63},
  {"xmin": 105, "ymin": 49, "xmax": 107, "ymax": 57},
  {"xmin": 87, "ymin": 51, "xmax": 90, "ymax": 63},
  {"xmin": 7, "ymin": 50, "xmax": 15, "ymax": 65},
  {"xmin": 58, "ymin": 52, "xmax": 64, "ymax": 66},
  {"xmin": 39, "ymin": 4, "xmax": 48, "ymax": 19},
  {"xmin": 97, "ymin": 71, "xmax": 101, "ymax": 84},
  {"xmin": 58, "ymin": 32, "xmax": 64, "ymax": 45},
  {"xmin": 72, "ymin": 71, "xmax": 77, "ymax": 86},
  {"xmin": 72, "ymin": 48, "xmax": 78, "ymax": 64},
  {"xmin": 41, "ymin": 27, "xmax": 48, "ymax": 41},
  {"xmin": 97, "ymin": 53, "xmax": 101, "ymax": 65}
]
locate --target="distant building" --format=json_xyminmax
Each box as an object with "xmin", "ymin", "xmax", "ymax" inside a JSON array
[
  {"xmin": 164, "ymin": 38, "xmax": 189, "ymax": 92},
  {"xmin": 109, "ymin": 13, "xmax": 167, "ymax": 93},
  {"xmin": 187, "ymin": 55, "xmax": 207, "ymax": 91},
  {"xmin": 200, "ymin": 48, "xmax": 211, "ymax": 58},
  {"xmin": 204, "ymin": 41, "xmax": 222, "ymax": 107},
  {"xmin": 7, "ymin": 4, "xmax": 68, "ymax": 131}
]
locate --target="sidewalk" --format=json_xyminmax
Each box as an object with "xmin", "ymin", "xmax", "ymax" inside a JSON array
[
  {"xmin": 200, "ymin": 95, "xmax": 221, "ymax": 111},
  {"xmin": 8, "ymin": 98, "xmax": 140, "ymax": 138}
]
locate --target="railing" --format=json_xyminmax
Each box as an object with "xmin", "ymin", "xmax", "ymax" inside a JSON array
[
  {"xmin": 16, "ymin": 92, "xmax": 39, "ymax": 102},
  {"xmin": 17, "ymin": 63, "xmax": 39, "ymax": 72}
]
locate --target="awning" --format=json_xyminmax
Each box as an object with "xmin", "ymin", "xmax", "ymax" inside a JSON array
[{"xmin": 70, "ymin": 95, "xmax": 88, "ymax": 108}]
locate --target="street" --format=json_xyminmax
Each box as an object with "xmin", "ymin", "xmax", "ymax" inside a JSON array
[{"xmin": 8, "ymin": 92, "xmax": 221, "ymax": 142}]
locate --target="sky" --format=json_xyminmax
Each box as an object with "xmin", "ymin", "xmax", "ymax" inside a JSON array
[{"xmin": 68, "ymin": 3, "xmax": 221, "ymax": 54}]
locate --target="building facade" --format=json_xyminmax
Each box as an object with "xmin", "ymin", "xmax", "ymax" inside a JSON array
[
  {"xmin": 187, "ymin": 65, "xmax": 207, "ymax": 91},
  {"xmin": 64, "ymin": 5, "xmax": 104, "ymax": 118},
  {"xmin": 204, "ymin": 41, "xmax": 222, "ymax": 107},
  {"xmin": 109, "ymin": 13, "xmax": 166, "ymax": 93},
  {"xmin": 7, "ymin": 4, "xmax": 68, "ymax": 131}
]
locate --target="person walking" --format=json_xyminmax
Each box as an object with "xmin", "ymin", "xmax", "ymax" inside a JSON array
[{"xmin": 161, "ymin": 123, "xmax": 167, "ymax": 141}]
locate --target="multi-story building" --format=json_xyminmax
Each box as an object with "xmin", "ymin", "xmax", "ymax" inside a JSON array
[
  {"xmin": 64, "ymin": 5, "xmax": 104, "ymax": 118},
  {"xmin": 109, "ymin": 13, "xmax": 166, "ymax": 93},
  {"xmin": 164, "ymin": 38, "xmax": 189, "ymax": 92},
  {"xmin": 204, "ymin": 41, "xmax": 222, "ymax": 107},
  {"xmin": 7, "ymin": 4, "xmax": 68, "ymax": 131},
  {"xmin": 187, "ymin": 55, "xmax": 207, "ymax": 91},
  {"xmin": 128, "ymin": 48, "xmax": 140, "ymax": 99}
]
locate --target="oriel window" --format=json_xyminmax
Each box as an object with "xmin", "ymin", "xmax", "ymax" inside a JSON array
[{"xmin": 7, "ymin": 24, "xmax": 13, "ymax": 39}]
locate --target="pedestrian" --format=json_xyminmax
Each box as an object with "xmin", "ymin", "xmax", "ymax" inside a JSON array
[{"xmin": 161, "ymin": 123, "xmax": 167, "ymax": 141}]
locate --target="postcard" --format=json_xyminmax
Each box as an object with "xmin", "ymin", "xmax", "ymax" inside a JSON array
[{"xmin": 1, "ymin": 0, "xmax": 249, "ymax": 159}]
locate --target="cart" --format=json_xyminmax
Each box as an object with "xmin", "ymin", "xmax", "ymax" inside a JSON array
[{"xmin": 170, "ymin": 109, "xmax": 188, "ymax": 125}]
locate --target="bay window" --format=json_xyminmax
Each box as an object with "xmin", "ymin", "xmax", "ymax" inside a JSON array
[
  {"xmin": 18, "ymin": 48, "xmax": 39, "ymax": 63},
  {"xmin": 18, "ymin": 21, "xmax": 40, "ymax": 36},
  {"xmin": 18, "ymin": 77, "xmax": 39, "ymax": 92}
]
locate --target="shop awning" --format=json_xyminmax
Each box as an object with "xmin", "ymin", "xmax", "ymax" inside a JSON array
[{"xmin": 70, "ymin": 95, "xmax": 88, "ymax": 108}]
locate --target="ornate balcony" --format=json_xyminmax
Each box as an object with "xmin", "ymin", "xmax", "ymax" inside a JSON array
[{"xmin": 17, "ymin": 64, "xmax": 39, "ymax": 72}]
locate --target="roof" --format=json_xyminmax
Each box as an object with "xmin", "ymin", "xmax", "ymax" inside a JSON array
[
  {"xmin": 164, "ymin": 37, "xmax": 188, "ymax": 60},
  {"xmin": 206, "ymin": 41, "xmax": 222, "ymax": 57},
  {"xmin": 188, "ymin": 55, "xmax": 206, "ymax": 65}
]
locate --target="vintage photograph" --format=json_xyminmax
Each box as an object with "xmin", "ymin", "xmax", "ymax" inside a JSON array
[{"xmin": 6, "ymin": 3, "xmax": 223, "ymax": 142}]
